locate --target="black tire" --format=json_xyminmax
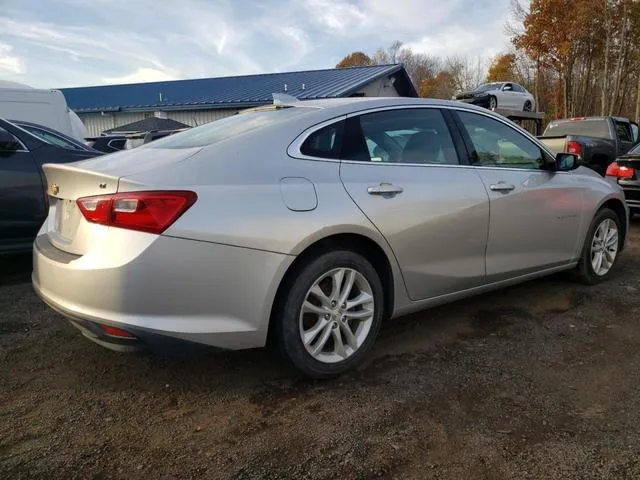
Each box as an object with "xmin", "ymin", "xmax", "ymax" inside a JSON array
[
  {"xmin": 274, "ymin": 250, "xmax": 384, "ymax": 379},
  {"xmin": 489, "ymin": 96, "xmax": 498, "ymax": 109},
  {"xmin": 523, "ymin": 100, "xmax": 532, "ymax": 112},
  {"xmin": 573, "ymin": 208, "xmax": 622, "ymax": 285}
]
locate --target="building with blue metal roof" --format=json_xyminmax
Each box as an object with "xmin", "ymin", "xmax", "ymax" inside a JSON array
[{"xmin": 60, "ymin": 64, "xmax": 417, "ymax": 136}]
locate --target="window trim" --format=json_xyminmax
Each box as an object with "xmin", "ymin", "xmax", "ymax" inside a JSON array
[
  {"xmin": 0, "ymin": 127, "xmax": 29, "ymax": 153},
  {"xmin": 288, "ymin": 104, "xmax": 561, "ymax": 173},
  {"xmin": 287, "ymin": 114, "xmax": 348, "ymax": 162}
]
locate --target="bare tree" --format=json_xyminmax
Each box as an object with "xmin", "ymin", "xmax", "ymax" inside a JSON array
[{"xmin": 447, "ymin": 55, "xmax": 489, "ymax": 92}]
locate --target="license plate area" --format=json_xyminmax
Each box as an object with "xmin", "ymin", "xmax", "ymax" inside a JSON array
[{"xmin": 54, "ymin": 198, "xmax": 81, "ymax": 241}]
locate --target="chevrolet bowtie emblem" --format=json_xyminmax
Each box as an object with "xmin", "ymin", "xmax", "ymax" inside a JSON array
[{"xmin": 49, "ymin": 183, "xmax": 59, "ymax": 195}]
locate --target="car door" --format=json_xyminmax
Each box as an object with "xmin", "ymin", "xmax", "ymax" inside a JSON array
[
  {"xmin": 452, "ymin": 109, "xmax": 584, "ymax": 282},
  {"xmin": 0, "ymin": 127, "xmax": 46, "ymax": 250},
  {"xmin": 338, "ymin": 107, "xmax": 490, "ymax": 301},
  {"xmin": 500, "ymin": 83, "xmax": 517, "ymax": 109},
  {"xmin": 511, "ymin": 84, "xmax": 527, "ymax": 110}
]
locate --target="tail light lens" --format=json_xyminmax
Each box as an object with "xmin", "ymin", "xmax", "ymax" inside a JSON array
[
  {"xmin": 567, "ymin": 140, "xmax": 583, "ymax": 157},
  {"xmin": 77, "ymin": 191, "xmax": 197, "ymax": 234},
  {"xmin": 606, "ymin": 162, "xmax": 635, "ymax": 179}
]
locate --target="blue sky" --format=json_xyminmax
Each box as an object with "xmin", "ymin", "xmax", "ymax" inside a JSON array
[{"xmin": 1, "ymin": 0, "xmax": 516, "ymax": 88}]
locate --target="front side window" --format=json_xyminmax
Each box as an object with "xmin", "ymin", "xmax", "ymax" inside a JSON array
[
  {"xmin": 343, "ymin": 108, "xmax": 459, "ymax": 165},
  {"xmin": 458, "ymin": 111, "xmax": 545, "ymax": 169}
]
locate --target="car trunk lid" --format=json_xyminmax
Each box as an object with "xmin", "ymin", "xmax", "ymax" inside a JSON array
[{"xmin": 40, "ymin": 147, "xmax": 201, "ymax": 255}]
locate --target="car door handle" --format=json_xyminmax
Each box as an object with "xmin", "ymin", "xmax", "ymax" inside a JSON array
[
  {"xmin": 367, "ymin": 183, "xmax": 404, "ymax": 196},
  {"xmin": 489, "ymin": 183, "xmax": 515, "ymax": 192}
]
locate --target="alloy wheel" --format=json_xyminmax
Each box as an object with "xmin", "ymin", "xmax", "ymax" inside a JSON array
[
  {"xmin": 590, "ymin": 218, "xmax": 619, "ymax": 276},
  {"xmin": 299, "ymin": 268, "xmax": 375, "ymax": 364}
]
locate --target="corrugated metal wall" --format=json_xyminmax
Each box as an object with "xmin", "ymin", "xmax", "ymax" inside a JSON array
[
  {"xmin": 79, "ymin": 109, "xmax": 239, "ymax": 137},
  {"xmin": 167, "ymin": 109, "xmax": 238, "ymax": 127}
]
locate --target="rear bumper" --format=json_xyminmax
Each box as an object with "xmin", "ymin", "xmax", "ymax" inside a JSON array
[
  {"xmin": 32, "ymin": 232, "xmax": 294, "ymax": 352},
  {"xmin": 620, "ymin": 184, "xmax": 640, "ymax": 211}
]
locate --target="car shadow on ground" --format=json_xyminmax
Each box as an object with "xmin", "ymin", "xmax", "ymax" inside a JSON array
[
  {"xmin": 0, "ymin": 253, "xmax": 32, "ymax": 287},
  {"xmin": 42, "ymin": 268, "xmax": 599, "ymax": 399},
  {"xmin": 5, "ymin": 216, "xmax": 640, "ymax": 396}
]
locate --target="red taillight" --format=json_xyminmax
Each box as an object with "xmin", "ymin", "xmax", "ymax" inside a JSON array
[
  {"xmin": 606, "ymin": 162, "xmax": 635, "ymax": 179},
  {"xmin": 567, "ymin": 140, "xmax": 583, "ymax": 157},
  {"xmin": 77, "ymin": 190, "xmax": 197, "ymax": 234},
  {"xmin": 99, "ymin": 324, "xmax": 135, "ymax": 338}
]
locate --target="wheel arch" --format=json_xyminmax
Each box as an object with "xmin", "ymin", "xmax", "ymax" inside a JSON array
[
  {"xmin": 599, "ymin": 197, "xmax": 628, "ymax": 250},
  {"xmin": 267, "ymin": 231, "xmax": 398, "ymax": 346}
]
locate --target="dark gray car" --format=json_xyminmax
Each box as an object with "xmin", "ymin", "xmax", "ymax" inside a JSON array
[{"xmin": 0, "ymin": 118, "xmax": 101, "ymax": 253}]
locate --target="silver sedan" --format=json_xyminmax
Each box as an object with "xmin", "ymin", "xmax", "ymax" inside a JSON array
[{"xmin": 32, "ymin": 97, "xmax": 628, "ymax": 378}]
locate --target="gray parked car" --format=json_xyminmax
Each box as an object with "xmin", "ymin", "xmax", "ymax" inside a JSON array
[{"xmin": 32, "ymin": 97, "xmax": 628, "ymax": 378}]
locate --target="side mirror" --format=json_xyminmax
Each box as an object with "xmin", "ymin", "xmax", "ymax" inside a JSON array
[
  {"xmin": 0, "ymin": 128, "xmax": 21, "ymax": 152},
  {"xmin": 556, "ymin": 152, "xmax": 580, "ymax": 171},
  {"xmin": 503, "ymin": 85, "xmax": 513, "ymax": 91}
]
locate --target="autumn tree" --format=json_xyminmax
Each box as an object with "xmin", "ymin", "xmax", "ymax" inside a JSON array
[
  {"xmin": 419, "ymin": 71, "xmax": 454, "ymax": 99},
  {"xmin": 336, "ymin": 51, "xmax": 373, "ymax": 68},
  {"xmin": 514, "ymin": 0, "xmax": 590, "ymax": 117},
  {"xmin": 487, "ymin": 54, "xmax": 516, "ymax": 82}
]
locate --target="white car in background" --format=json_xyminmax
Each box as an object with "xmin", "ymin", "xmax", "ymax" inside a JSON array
[{"xmin": 453, "ymin": 82, "xmax": 536, "ymax": 112}]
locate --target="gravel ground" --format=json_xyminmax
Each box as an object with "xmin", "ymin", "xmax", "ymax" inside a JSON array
[{"xmin": 2, "ymin": 222, "xmax": 640, "ymax": 479}]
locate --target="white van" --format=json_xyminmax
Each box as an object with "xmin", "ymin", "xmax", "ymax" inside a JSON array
[{"xmin": 0, "ymin": 83, "xmax": 88, "ymax": 142}]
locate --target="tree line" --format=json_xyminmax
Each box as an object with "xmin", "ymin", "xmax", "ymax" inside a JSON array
[{"xmin": 336, "ymin": 0, "xmax": 640, "ymax": 123}]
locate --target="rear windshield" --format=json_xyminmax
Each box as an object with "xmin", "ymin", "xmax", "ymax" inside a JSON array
[
  {"xmin": 544, "ymin": 119, "xmax": 611, "ymax": 139},
  {"xmin": 144, "ymin": 106, "xmax": 315, "ymax": 149}
]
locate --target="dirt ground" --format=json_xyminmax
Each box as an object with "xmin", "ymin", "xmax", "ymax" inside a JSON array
[{"xmin": 2, "ymin": 223, "xmax": 640, "ymax": 480}]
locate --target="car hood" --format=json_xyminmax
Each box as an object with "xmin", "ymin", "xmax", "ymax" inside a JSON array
[{"xmin": 454, "ymin": 90, "xmax": 491, "ymax": 99}]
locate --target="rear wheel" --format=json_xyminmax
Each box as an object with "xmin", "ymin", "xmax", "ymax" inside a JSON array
[
  {"xmin": 489, "ymin": 96, "xmax": 498, "ymax": 109},
  {"xmin": 275, "ymin": 250, "xmax": 384, "ymax": 379},
  {"xmin": 573, "ymin": 208, "xmax": 622, "ymax": 284}
]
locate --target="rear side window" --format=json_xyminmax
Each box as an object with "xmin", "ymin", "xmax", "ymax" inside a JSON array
[
  {"xmin": 145, "ymin": 106, "xmax": 314, "ymax": 149},
  {"xmin": 300, "ymin": 120, "xmax": 345, "ymax": 159},
  {"xmin": 342, "ymin": 108, "xmax": 459, "ymax": 165},
  {"xmin": 544, "ymin": 119, "xmax": 611, "ymax": 139},
  {"xmin": 614, "ymin": 120, "xmax": 633, "ymax": 142},
  {"xmin": 20, "ymin": 125, "xmax": 83, "ymax": 150}
]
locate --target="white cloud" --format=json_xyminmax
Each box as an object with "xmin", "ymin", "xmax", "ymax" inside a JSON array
[
  {"xmin": 0, "ymin": 42, "xmax": 25, "ymax": 74},
  {"xmin": 306, "ymin": 0, "xmax": 369, "ymax": 33},
  {"xmin": 0, "ymin": 0, "xmax": 515, "ymax": 88}
]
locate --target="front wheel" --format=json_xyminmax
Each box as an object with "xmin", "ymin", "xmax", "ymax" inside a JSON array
[
  {"xmin": 573, "ymin": 208, "xmax": 622, "ymax": 284},
  {"xmin": 523, "ymin": 100, "xmax": 532, "ymax": 112},
  {"xmin": 274, "ymin": 250, "xmax": 384, "ymax": 379}
]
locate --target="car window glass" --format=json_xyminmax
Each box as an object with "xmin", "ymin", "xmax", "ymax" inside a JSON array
[
  {"xmin": 458, "ymin": 111, "xmax": 544, "ymax": 169},
  {"xmin": 512, "ymin": 84, "xmax": 524, "ymax": 93},
  {"xmin": 344, "ymin": 108, "xmax": 459, "ymax": 165},
  {"xmin": 300, "ymin": 120, "xmax": 344, "ymax": 159},
  {"xmin": 614, "ymin": 121, "xmax": 633, "ymax": 143},
  {"xmin": 0, "ymin": 129, "xmax": 22, "ymax": 151},
  {"xmin": 20, "ymin": 125, "xmax": 81, "ymax": 150},
  {"xmin": 503, "ymin": 83, "xmax": 513, "ymax": 91},
  {"xmin": 146, "ymin": 106, "xmax": 314, "ymax": 149}
]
